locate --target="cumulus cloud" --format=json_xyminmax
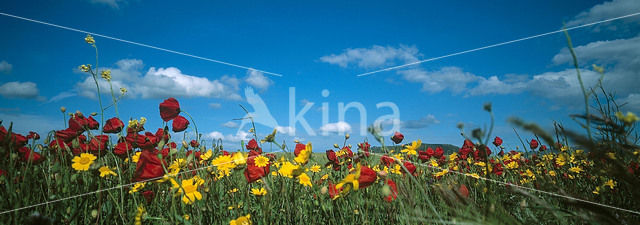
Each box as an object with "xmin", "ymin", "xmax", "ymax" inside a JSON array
[
  {"xmin": 76, "ymin": 59, "xmax": 243, "ymax": 100},
  {"xmin": 565, "ymin": 0, "xmax": 640, "ymax": 31},
  {"xmin": 0, "ymin": 81, "xmax": 40, "ymax": 99},
  {"xmin": 319, "ymin": 121, "xmax": 352, "ymax": 133},
  {"xmin": 275, "ymin": 126, "xmax": 295, "ymax": 135},
  {"xmin": 206, "ymin": 131, "xmax": 251, "ymax": 143},
  {"xmin": 0, "ymin": 60, "xmax": 12, "ymax": 73},
  {"xmin": 320, "ymin": 45, "xmax": 420, "ymax": 69},
  {"xmin": 398, "ymin": 67, "xmax": 481, "ymax": 94},
  {"xmin": 245, "ymin": 69, "xmax": 272, "ymax": 90},
  {"xmin": 222, "ymin": 121, "xmax": 239, "ymax": 128}
]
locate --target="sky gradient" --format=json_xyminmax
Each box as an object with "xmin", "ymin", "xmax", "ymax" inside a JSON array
[{"xmin": 1, "ymin": 0, "xmax": 639, "ymax": 151}]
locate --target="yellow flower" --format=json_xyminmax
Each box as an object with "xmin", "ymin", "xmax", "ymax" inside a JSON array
[
  {"xmin": 79, "ymin": 64, "xmax": 91, "ymax": 72},
  {"xmin": 180, "ymin": 177, "xmax": 204, "ymax": 204},
  {"xmin": 569, "ymin": 166, "xmax": 583, "ymax": 174},
  {"xmin": 132, "ymin": 151, "xmax": 141, "ymax": 163},
  {"xmin": 606, "ymin": 152, "xmax": 616, "ymax": 160},
  {"xmin": 430, "ymin": 159, "xmax": 439, "ymax": 168},
  {"xmin": 261, "ymin": 129, "xmax": 277, "ymax": 143},
  {"xmin": 231, "ymin": 152, "xmax": 247, "ymax": 166},
  {"xmin": 228, "ymin": 188, "xmax": 239, "ymax": 194},
  {"xmin": 401, "ymin": 140, "xmax": 421, "ymax": 156},
  {"xmin": 542, "ymin": 154, "xmax": 554, "ymax": 161},
  {"xmin": 72, "ymin": 153, "xmax": 97, "ymax": 171},
  {"xmin": 505, "ymin": 161, "xmax": 519, "ymax": 169},
  {"xmin": 474, "ymin": 161, "xmax": 486, "ymax": 167},
  {"xmin": 129, "ymin": 182, "xmax": 145, "ymax": 194},
  {"xmin": 101, "ymin": 70, "xmax": 111, "ymax": 81},
  {"xmin": 391, "ymin": 164, "xmax": 402, "ymax": 175},
  {"xmin": 120, "ymin": 87, "xmax": 127, "ymax": 95},
  {"xmin": 310, "ymin": 165, "xmax": 321, "ymax": 173},
  {"xmin": 548, "ymin": 170, "xmax": 556, "ymax": 177},
  {"xmin": 183, "ymin": 214, "xmax": 190, "ymax": 221},
  {"xmin": 254, "ymin": 155, "xmax": 269, "ymax": 168},
  {"xmin": 251, "ymin": 187, "xmax": 267, "ymax": 196},
  {"xmin": 560, "ymin": 145, "xmax": 569, "ymax": 152},
  {"xmin": 615, "ymin": 111, "xmax": 639, "ymax": 124},
  {"xmin": 321, "ymin": 174, "xmax": 329, "ymax": 180},
  {"xmin": 229, "ymin": 214, "xmax": 251, "ymax": 225},
  {"xmin": 99, "ymin": 166, "xmax": 117, "ymax": 178},
  {"xmin": 434, "ymin": 169, "xmax": 449, "ymax": 178},
  {"xmin": 294, "ymin": 142, "xmax": 312, "ymax": 165},
  {"xmin": 468, "ymin": 173, "xmax": 480, "ymax": 179},
  {"xmin": 200, "ymin": 149, "xmax": 213, "ymax": 161},
  {"xmin": 604, "ymin": 179, "xmax": 616, "ymax": 189},
  {"xmin": 556, "ymin": 154, "xmax": 566, "ymax": 167},
  {"xmin": 298, "ymin": 173, "xmax": 312, "ymax": 187},
  {"xmin": 278, "ymin": 161, "xmax": 301, "ymax": 178},
  {"xmin": 134, "ymin": 205, "xmax": 145, "ymax": 225},
  {"xmin": 85, "ymin": 34, "xmax": 95, "ymax": 44},
  {"xmin": 212, "ymin": 155, "xmax": 237, "ymax": 177},
  {"xmin": 593, "ymin": 186, "xmax": 600, "ymax": 195}
]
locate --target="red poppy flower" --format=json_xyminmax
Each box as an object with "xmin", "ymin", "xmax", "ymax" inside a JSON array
[
  {"xmin": 21, "ymin": 150, "xmax": 44, "ymax": 164},
  {"xmin": 171, "ymin": 115, "xmax": 189, "ymax": 132},
  {"xmin": 342, "ymin": 147, "xmax": 353, "ymax": 158},
  {"xmin": 89, "ymin": 135, "xmax": 109, "ymax": 155},
  {"xmin": 246, "ymin": 139, "xmax": 259, "ymax": 150},
  {"xmin": 391, "ymin": 131, "xmax": 404, "ymax": 144},
  {"xmin": 358, "ymin": 142, "xmax": 371, "ymax": 157},
  {"xmin": 134, "ymin": 149, "xmax": 167, "ymax": 182},
  {"xmin": 114, "ymin": 141, "xmax": 133, "ymax": 157},
  {"xmin": 463, "ymin": 139, "xmax": 474, "ymax": 148},
  {"xmin": 294, "ymin": 143, "xmax": 306, "ymax": 156},
  {"xmin": 358, "ymin": 165, "xmax": 377, "ymax": 188},
  {"xmin": 458, "ymin": 184, "xmax": 469, "ymax": 198},
  {"xmin": 328, "ymin": 181, "xmax": 342, "ymax": 199},
  {"xmin": 26, "ymin": 131, "xmax": 40, "ymax": 140},
  {"xmin": 493, "ymin": 136, "xmax": 503, "ymax": 147},
  {"xmin": 403, "ymin": 161, "xmax": 417, "ymax": 176},
  {"xmin": 434, "ymin": 146, "xmax": 444, "ymax": 158},
  {"xmin": 380, "ymin": 155, "xmax": 394, "ymax": 167},
  {"xmin": 244, "ymin": 157, "xmax": 269, "ymax": 183},
  {"xmin": 384, "ymin": 179, "xmax": 398, "ymax": 202},
  {"xmin": 87, "ymin": 116, "xmax": 99, "ymax": 130},
  {"xmin": 10, "ymin": 133, "xmax": 28, "ymax": 148},
  {"xmin": 539, "ymin": 145, "xmax": 547, "ymax": 151},
  {"xmin": 326, "ymin": 150, "xmax": 338, "ymax": 163},
  {"xmin": 103, "ymin": 117, "xmax": 124, "ymax": 133},
  {"xmin": 529, "ymin": 139, "xmax": 539, "ymax": 150},
  {"xmin": 159, "ymin": 98, "xmax": 181, "ymax": 122},
  {"xmin": 190, "ymin": 140, "xmax": 199, "ymax": 148}
]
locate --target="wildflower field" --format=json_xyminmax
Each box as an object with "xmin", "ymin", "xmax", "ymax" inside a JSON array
[{"xmin": 3, "ymin": 32, "xmax": 640, "ymax": 225}]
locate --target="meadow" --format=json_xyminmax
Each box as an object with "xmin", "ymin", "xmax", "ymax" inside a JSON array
[{"xmin": 1, "ymin": 34, "xmax": 640, "ymax": 225}]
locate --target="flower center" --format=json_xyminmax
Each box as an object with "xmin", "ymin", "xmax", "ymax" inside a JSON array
[{"xmin": 80, "ymin": 157, "xmax": 91, "ymax": 164}]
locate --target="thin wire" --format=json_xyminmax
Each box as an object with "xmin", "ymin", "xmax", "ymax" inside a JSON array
[
  {"xmin": 0, "ymin": 12, "xmax": 283, "ymax": 77},
  {"xmin": 356, "ymin": 11, "xmax": 640, "ymax": 77},
  {"xmin": 0, "ymin": 149, "xmax": 283, "ymax": 215},
  {"xmin": 367, "ymin": 152, "xmax": 640, "ymax": 216}
]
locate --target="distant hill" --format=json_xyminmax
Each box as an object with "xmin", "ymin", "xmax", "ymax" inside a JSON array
[{"xmin": 370, "ymin": 143, "xmax": 459, "ymax": 155}]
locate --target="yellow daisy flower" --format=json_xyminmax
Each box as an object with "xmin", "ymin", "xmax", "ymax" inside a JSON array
[
  {"xmin": 98, "ymin": 166, "xmax": 117, "ymax": 177},
  {"xmin": 251, "ymin": 187, "xmax": 267, "ymax": 196},
  {"xmin": 72, "ymin": 153, "xmax": 97, "ymax": 171},
  {"xmin": 254, "ymin": 155, "xmax": 269, "ymax": 168}
]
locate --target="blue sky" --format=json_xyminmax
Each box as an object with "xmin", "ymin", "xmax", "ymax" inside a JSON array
[{"xmin": 1, "ymin": 0, "xmax": 639, "ymax": 151}]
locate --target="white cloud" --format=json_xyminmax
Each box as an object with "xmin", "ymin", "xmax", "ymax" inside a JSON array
[
  {"xmin": 619, "ymin": 93, "xmax": 640, "ymax": 113},
  {"xmin": 76, "ymin": 59, "xmax": 243, "ymax": 100},
  {"xmin": 0, "ymin": 60, "xmax": 12, "ymax": 73},
  {"xmin": 398, "ymin": 67, "xmax": 480, "ymax": 94},
  {"xmin": 319, "ymin": 121, "xmax": 352, "ymax": 133},
  {"xmin": 245, "ymin": 69, "xmax": 272, "ymax": 90},
  {"xmin": 89, "ymin": 0, "xmax": 126, "ymax": 8},
  {"xmin": 206, "ymin": 131, "xmax": 251, "ymax": 143},
  {"xmin": 48, "ymin": 91, "xmax": 76, "ymax": 103},
  {"xmin": 222, "ymin": 121, "xmax": 239, "ymax": 128},
  {"xmin": 320, "ymin": 45, "xmax": 420, "ymax": 69},
  {"xmin": 275, "ymin": 126, "xmax": 295, "ymax": 135},
  {"xmin": 566, "ymin": 0, "xmax": 640, "ymax": 31},
  {"xmin": 0, "ymin": 81, "xmax": 40, "ymax": 99}
]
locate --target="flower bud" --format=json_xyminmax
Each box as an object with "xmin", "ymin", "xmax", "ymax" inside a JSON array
[
  {"xmin": 345, "ymin": 133, "xmax": 350, "ymax": 139},
  {"xmin": 333, "ymin": 144, "xmax": 340, "ymax": 148},
  {"xmin": 60, "ymin": 107, "xmax": 66, "ymax": 113},
  {"xmin": 91, "ymin": 112, "xmax": 98, "ymax": 116}
]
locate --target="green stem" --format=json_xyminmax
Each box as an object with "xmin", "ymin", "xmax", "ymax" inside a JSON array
[{"xmin": 563, "ymin": 28, "xmax": 593, "ymax": 141}]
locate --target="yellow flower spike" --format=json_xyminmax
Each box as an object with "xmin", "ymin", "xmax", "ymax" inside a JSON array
[
  {"xmin": 71, "ymin": 153, "xmax": 97, "ymax": 171},
  {"xmin": 100, "ymin": 70, "xmax": 111, "ymax": 81},
  {"xmin": 134, "ymin": 205, "xmax": 145, "ymax": 225},
  {"xmin": 616, "ymin": 111, "xmax": 639, "ymax": 124},
  {"xmin": 85, "ymin": 34, "xmax": 95, "ymax": 45},
  {"xmin": 98, "ymin": 166, "xmax": 117, "ymax": 178}
]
